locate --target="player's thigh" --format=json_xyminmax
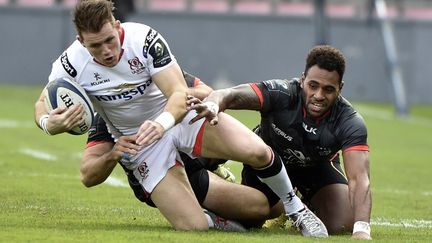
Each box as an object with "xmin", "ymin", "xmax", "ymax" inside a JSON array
[
  {"xmin": 151, "ymin": 165, "xmax": 208, "ymax": 230},
  {"xmin": 201, "ymin": 112, "xmax": 269, "ymax": 165},
  {"xmin": 311, "ymin": 183, "xmax": 353, "ymax": 234},
  {"xmin": 203, "ymin": 172, "xmax": 270, "ymax": 221}
]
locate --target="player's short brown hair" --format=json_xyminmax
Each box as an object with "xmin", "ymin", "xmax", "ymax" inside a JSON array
[
  {"xmin": 304, "ymin": 45, "xmax": 346, "ymax": 83},
  {"xmin": 73, "ymin": 0, "xmax": 115, "ymax": 38}
]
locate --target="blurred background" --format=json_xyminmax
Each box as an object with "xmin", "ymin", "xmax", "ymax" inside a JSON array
[{"xmin": 1, "ymin": 0, "xmax": 432, "ymax": 114}]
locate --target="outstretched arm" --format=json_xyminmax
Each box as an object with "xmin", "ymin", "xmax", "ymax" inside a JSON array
[
  {"xmin": 343, "ymin": 150, "xmax": 372, "ymax": 240},
  {"xmin": 187, "ymin": 84, "xmax": 261, "ymax": 125},
  {"xmin": 81, "ymin": 135, "xmax": 140, "ymax": 187}
]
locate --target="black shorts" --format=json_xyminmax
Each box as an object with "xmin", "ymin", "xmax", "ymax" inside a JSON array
[
  {"xmin": 241, "ymin": 161, "xmax": 348, "ymax": 207},
  {"xmin": 119, "ymin": 153, "xmax": 210, "ymax": 208}
]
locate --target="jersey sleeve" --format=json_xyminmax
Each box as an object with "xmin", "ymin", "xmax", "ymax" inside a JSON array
[
  {"xmin": 48, "ymin": 52, "xmax": 75, "ymax": 82},
  {"xmin": 142, "ymin": 28, "xmax": 177, "ymax": 76},
  {"xmin": 183, "ymin": 71, "xmax": 201, "ymax": 88},
  {"xmin": 251, "ymin": 79, "xmax": 296, "ymax": 113},
  {"xmin": 86, "ymin": 114, "xmax": 114, "ymax": 148},
  {"xmin": 339, "ymin": 112, "xmax": 369, "ymax": 152}
]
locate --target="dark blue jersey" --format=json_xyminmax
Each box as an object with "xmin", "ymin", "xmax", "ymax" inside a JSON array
[{"xmin": 251, "ymin": 79, "xmax": 368, "ymax": 168}]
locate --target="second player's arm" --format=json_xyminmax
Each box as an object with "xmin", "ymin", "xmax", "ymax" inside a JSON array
[
  {"xmin": 342, "ymin": 150, "xmax": 372, "ymax": 239},
  {"xmin": 80, "ymin": 142, "xmax": 118, "ymax": 187},
  {"xmin": 187, "ymin": 84, "xmax": 261, "ymax": 125}
]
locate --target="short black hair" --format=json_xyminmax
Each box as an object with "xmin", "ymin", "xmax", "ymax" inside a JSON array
[{"xmin": 304, "ymin": 45, "xmax": 346, "ymax": 83}]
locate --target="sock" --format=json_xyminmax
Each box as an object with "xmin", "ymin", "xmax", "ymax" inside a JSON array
[
  {"xmin": 254, "ymin": 148, "xmax": 304, "ymax": 215},
  {"xmin": 205, "ymin": 213, "xmax": 215, "ymax": 228}
]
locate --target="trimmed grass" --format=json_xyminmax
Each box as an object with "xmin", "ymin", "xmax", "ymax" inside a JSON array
[{"xmin": 1, "ymin": 85, "xmax": 431, "ymax": 242}]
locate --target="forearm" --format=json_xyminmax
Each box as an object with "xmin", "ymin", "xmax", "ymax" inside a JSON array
[
  {"xmin": 164, "ymin": 90, "xmax": 188, "ymax": 123},
  {"xmin": 206, "ymin": 84, "xmax": 261, "ymax": 111},
  {"xmin": 349, "ymin": 178, "xmax": 372, "ymax": 222},
  {"xmin": 34, "ymin": 94, "xmax": 48, "ymax": 129}
]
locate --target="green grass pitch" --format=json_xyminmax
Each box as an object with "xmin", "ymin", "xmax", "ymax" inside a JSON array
[{"xmin": 1, "ymin": 84, "xmax": 431, "ymax": 242}]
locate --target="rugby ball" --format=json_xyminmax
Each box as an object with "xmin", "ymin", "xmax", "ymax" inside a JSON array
[{"xmin": 44, "ymin": 77, "xmax": 94, "ymax": 135}]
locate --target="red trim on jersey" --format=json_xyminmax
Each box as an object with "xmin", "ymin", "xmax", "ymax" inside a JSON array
[
  {"xmin": 119, "ymin": 26, "xmax": 125, "ymax": 46},
  {"xmin": 344, "ymin": 145, "xmax": 369, "ymax": 153},
  {"xmin": 118, "ymin": 26, "xmax": 125, "ymax": 61},
  {"xmin": 330, "ymin": 153, "xmax": 339, "ymax": 161},
  {"xmin": 85, "ymin": 140, "xmax": 107, "ymax": 149},
  {"xmin": 175, "ymin": 160, "xmax": 183, "ymax": 167},
  {"xmin": 302, "ymin": 105, "xmax": 331, "ymax": 124},
  {"xmin": 302, "ymin": 107, "xmax": 307, "ymax": 119},
  {"xmin": 249, "ymin": 83, "xmax": 263, "ymax": 108},
  {"xmin": 192, "ymin": 121, "xmax": 208, "ymax": 156},
  {"xmin": 193, "ymin": 77, "xmax": 201, "ymax": 87}
]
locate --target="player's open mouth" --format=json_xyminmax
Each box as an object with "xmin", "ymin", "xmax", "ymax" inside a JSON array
[{"xmin": 310, "ymin": 102, "xmax": 325, "ymax": 113}]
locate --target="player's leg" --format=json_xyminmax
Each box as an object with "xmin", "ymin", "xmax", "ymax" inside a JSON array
[
  {"xmin": 203, "ymin": 172, "xmax": 270, "ymax": 227},
  {"xmin": 310, "ymin": 183, "xmax": 353, "ymax": 234},
  {"xmin": 300, "ymin": 161, "xmax": 353, "ymax": 234},
  {"xmin": 181, "ymin": 154, "xmax": 246, "ymax": 231},
  {"xmin": 151, "ymin": 164, "xmax": 209, "ymax": 230},
  {"xmin": 200, "ymin": 113, "xmax": 328, "ymax": 237}
]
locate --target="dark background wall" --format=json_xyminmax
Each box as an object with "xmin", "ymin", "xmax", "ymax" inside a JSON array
[{"xmin": 1, "ymin": 6, "xmax": 431, "ymax": 104}]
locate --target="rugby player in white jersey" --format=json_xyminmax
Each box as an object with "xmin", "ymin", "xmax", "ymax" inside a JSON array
[{"xmin": 34, "ymin": 0, "xmax": 327, "ymax": 236}]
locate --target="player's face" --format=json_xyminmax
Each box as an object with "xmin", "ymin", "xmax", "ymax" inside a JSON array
[
  {"xmin": 80, "ymin": 21, "xmax": 122, "ymax": 67},
  {"xmin": 301, "ymin": 65, "xmax": 342, "ymax": 118}
]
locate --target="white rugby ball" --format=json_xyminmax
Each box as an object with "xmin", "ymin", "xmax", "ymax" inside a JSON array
[{"xmin": 44, "ymin": 77, "xmax": 94, "ymax": 135}]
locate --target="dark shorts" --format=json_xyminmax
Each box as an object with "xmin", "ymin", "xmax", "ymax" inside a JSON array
[
  {"xmin": 119, "ymin": 153, "xmax": 210, "ymax": 208},
  {"xmin": 241, "ymin": 161, "xmax": 348, "ymax": 207}
]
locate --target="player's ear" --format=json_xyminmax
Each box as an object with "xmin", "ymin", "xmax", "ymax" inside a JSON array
[
  {"xmin": 77, "ymin": 35, "xmax": 85, "ymax": 47},
  {"xmin": 300, "ymin": 72, "xmax": 305, "ymax": 88},
  {"xmin": 340, "ymin": 80, "xmax": 344, "ymax": 90}
]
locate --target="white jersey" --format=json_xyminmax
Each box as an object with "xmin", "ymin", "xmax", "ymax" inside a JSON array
[{"xmin": 48, "ymin": 22, "xmax": 177, "ymax": 138}]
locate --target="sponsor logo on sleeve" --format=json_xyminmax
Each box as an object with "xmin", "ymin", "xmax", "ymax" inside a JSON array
[
  {"xmin": 149, "ymin": 38, "xmax": 172, "ymax": 68},
  {"xmin": 142, "ymin": 29, "xmax": 158, "ymax": 58},
  {"xmin": 60, "ymin": 52, "xmax": 77, "ymax": 77}
]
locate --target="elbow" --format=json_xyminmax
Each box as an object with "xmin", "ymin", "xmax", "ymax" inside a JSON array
[{"xmin": 80, "ymin": 172, "xmax": 97, "ymax": 188}]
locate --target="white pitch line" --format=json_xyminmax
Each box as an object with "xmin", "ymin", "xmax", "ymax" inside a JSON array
[
  {"xmin": 0, "ymin": 119, "xmax": 34, "ymax": 128},
  {"xmin": 372, "ymin": 218, "xmax": 432, "ymax": 229},
  {"xmin": 356, "ymin": 105, "xmax": 432, "ymax": 128},
  {"xmin": 104, "ymin": 176, "xmax": 129, "ymax": 188},
  {"xmin": 19, "ymin": 148, "xmax": 57, "ymax": 161},
  {"xmin": 373, "ymin": 188, "xmax": 432, "ymax": 197}
]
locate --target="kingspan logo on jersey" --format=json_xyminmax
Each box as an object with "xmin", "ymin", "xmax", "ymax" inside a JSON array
[
  {"xmin": 271, "ymin": 123, "xmax": 293, "ymax": 141},
  {"xmin": 94, "ymin": 80, "xmax": 152, "ymax": 102}
]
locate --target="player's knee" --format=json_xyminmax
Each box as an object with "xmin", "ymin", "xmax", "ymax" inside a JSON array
[{"xmin": 245, "ymin": 142, "xmax": 271, "ymax": 168}]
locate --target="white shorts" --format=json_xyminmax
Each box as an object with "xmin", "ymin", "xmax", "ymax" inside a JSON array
[{"xmin": 121, "ymin": 111, "xmax": 206, "ymax": 194}]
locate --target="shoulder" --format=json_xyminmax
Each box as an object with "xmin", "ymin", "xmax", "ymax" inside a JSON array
[
  {"xmin": 333, "ymin": 96, "xmax": 367, "ymax": 132},
  {"xmin": 50, "ymin": 40, "xmax": 91, "ymax": 80}
]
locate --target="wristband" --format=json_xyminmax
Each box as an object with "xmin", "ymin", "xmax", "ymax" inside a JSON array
[
  {"xmin": 353, "ymin": 221, "xmax": 371, "ymax": 236},
  {"xmin": 38, "ymin": 114, "xmax": 52, "ymax": 135},
  {"xmin": 154, "ymin": 112, "xmax": 175, "ymax": 131},
  {"xmin": 204, "ymin": 101, "xmax": 219, "ymax": 114}
]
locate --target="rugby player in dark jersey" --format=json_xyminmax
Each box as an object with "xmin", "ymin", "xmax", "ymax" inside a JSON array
[
  {"xmin": 80, "ymin": 72, "xmax": 270, "ymax": 231},
  {"xmin": 188, "ymin": 45, "xmax": 372, "ymax": 240}
]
